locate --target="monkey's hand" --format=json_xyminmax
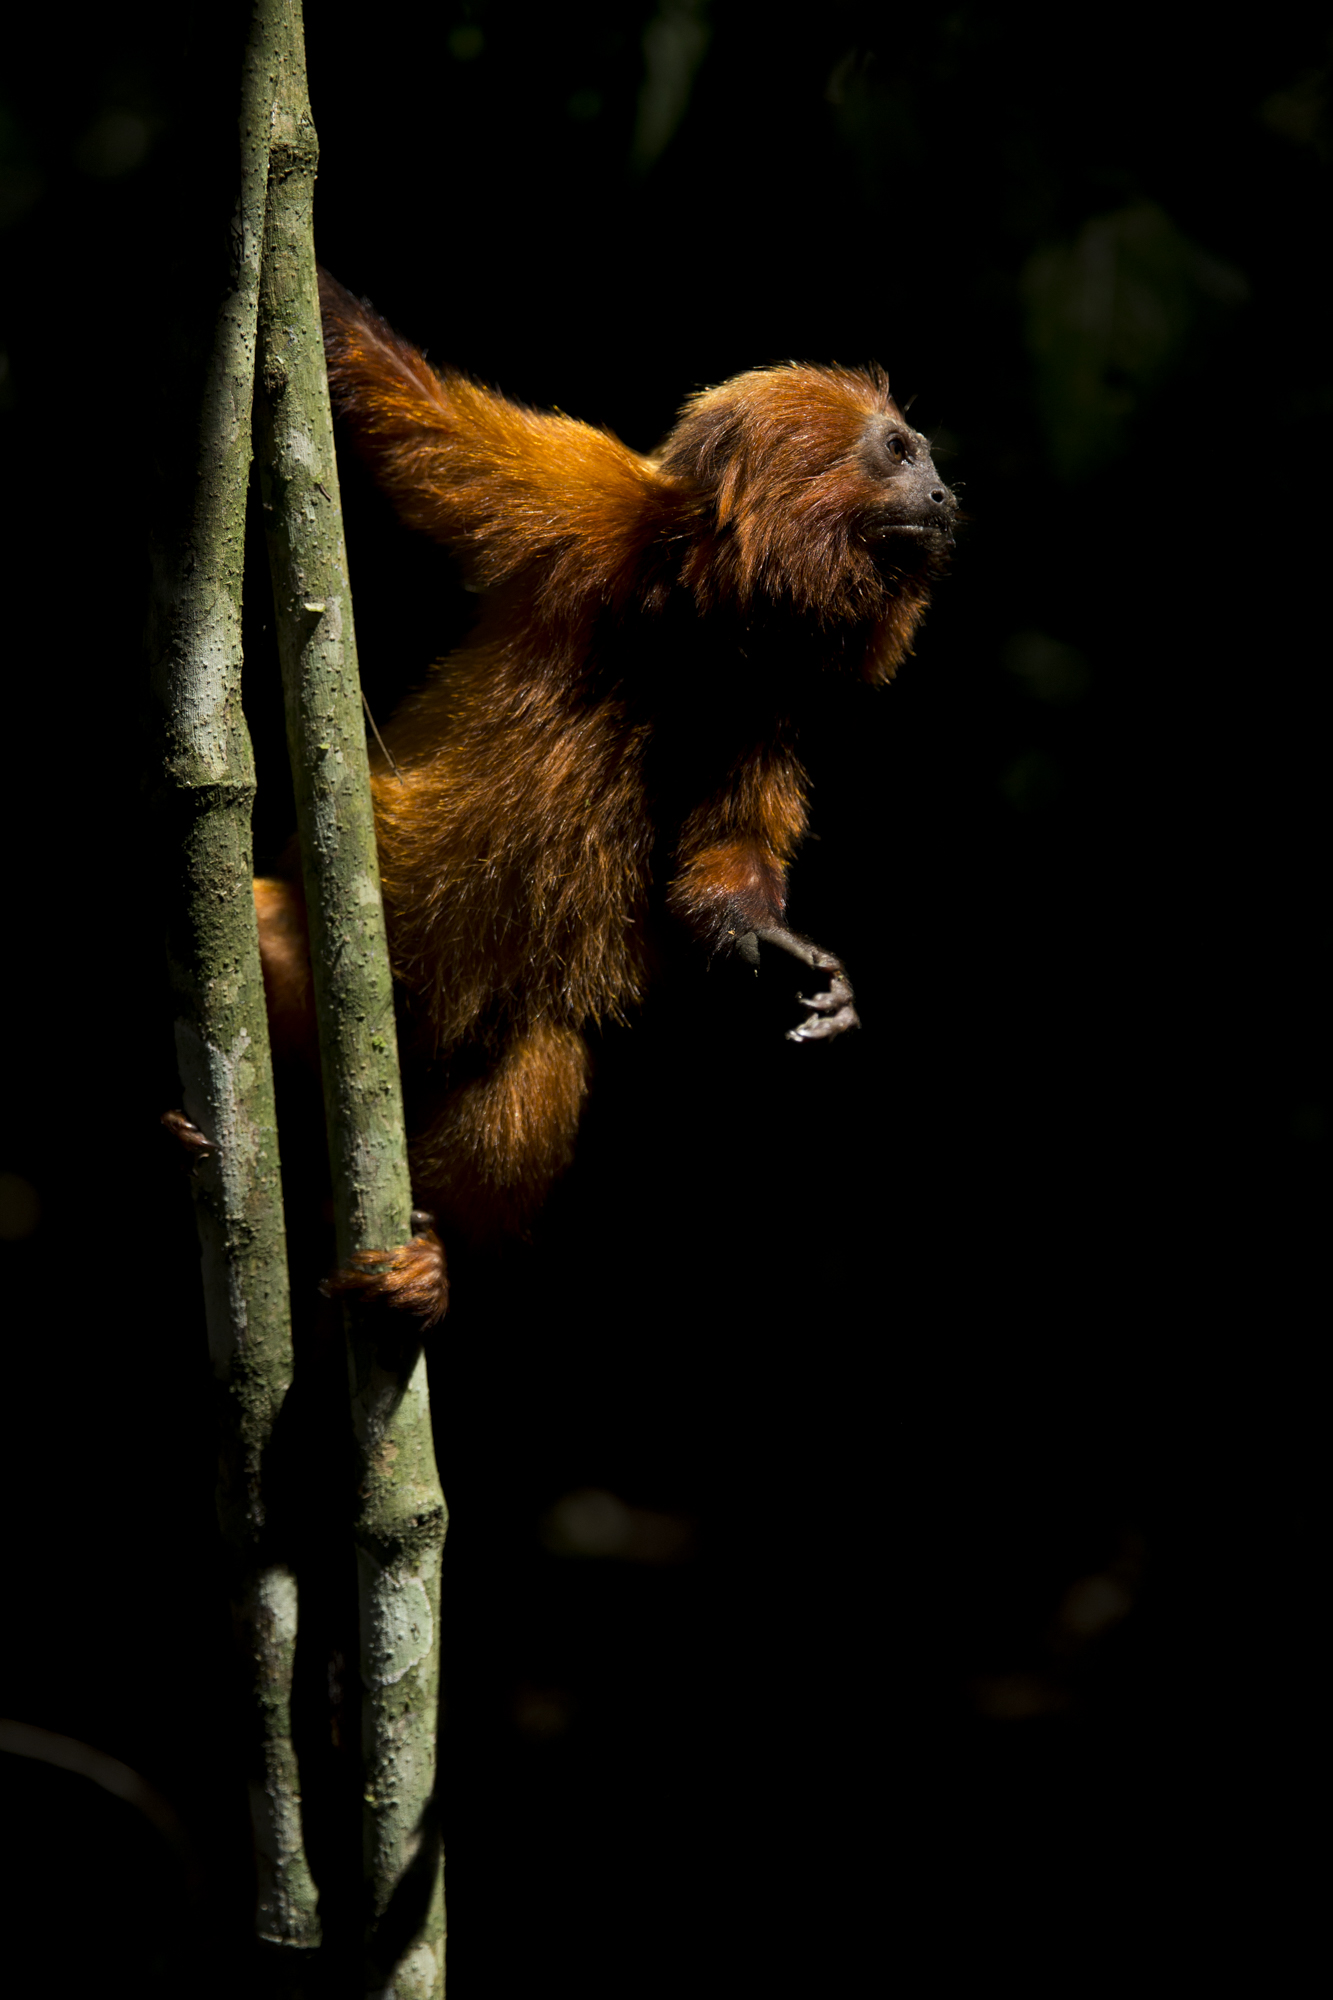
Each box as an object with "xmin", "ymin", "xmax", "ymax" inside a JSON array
[
  {"xmin": 740, "ymin": 925, "xmax": 861, "ymax": 1043},
  {"xmin": 161, "ymin": 1109, "xmax": 216, "ymax": 1163},
  {"xmin": 323, "ymin": 1214, "xmax": 449, "ymax": 1328}
]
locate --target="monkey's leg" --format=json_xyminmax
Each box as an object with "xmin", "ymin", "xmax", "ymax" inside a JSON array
[
  {"xmin": 744, "ymin": 924, "xmax": 861, "ymax": 1042},
  {"xmin": 253, "ymin": 875, "xmax": 318, "ymax": 1065},
  {"xmin": 252, "ymin": 874, "xmax": 444, "ymax": 1321},
  {"xmin": 407, "ymin": 1020, "xmax": 593, "ymax": 1246},
  {"xmin": 331, "ymin": 1021, "xmax": 592, "ymax": 1324}
]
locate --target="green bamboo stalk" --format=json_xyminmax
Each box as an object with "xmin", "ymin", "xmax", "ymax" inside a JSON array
[
  {"xmin": 251, "ymin": 7, "xmax": 448, "ymax": 1993},
  {"xmin": 145, "ymin": 0, "xmax": 320, "ymax": 1962}
]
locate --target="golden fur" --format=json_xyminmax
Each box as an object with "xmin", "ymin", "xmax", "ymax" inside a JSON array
[{"xmin": 256, "ymin": 274, "xmax": 956, "ymax": 1320}]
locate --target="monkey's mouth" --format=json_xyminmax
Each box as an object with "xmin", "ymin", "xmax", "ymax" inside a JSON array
[{"xmin": 871, "ymin": 518, "xmax": 956, "ymax": 547}]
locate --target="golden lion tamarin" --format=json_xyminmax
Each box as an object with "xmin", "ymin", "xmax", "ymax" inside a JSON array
[{"xmin": 255, "ymin": 273, "xmax": 957, "ymax": 1323}]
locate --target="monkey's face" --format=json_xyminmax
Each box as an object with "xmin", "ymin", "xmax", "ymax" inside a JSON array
[
  {"xmin": 663, "ymin": 365, "xmax": 956, "ymax": 623},
  {"xmin": 857, "ymin": 417, "xmax": 956, "ymax": 551}
]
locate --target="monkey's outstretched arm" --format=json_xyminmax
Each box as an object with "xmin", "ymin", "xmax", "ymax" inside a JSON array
[{"xmin": 319, "ymin": 271, "xmax": 670, "ymax": 602}]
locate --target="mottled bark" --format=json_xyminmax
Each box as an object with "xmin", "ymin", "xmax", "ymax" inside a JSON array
[
  {"xmin": 146, "ymin": 0, "xmax": 320, "ymax": 1959},
  {"xmin": 252, "ymin": 6, "xmax": 448, "ymax": 1994}
]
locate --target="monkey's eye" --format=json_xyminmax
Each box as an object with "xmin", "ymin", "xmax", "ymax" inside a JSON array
[{"xmin": 885, "ymin": 431, "xmax": 909, "ymax": 462}]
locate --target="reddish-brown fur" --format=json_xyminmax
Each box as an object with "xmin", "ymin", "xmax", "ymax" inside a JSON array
[{"xmin": 256, "ymin": 274, "xmax": 956, "ymax": 1320}]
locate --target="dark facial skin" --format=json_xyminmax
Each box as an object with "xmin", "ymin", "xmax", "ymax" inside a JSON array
[{"xmin": 858, "ymin": 415, "xmax": 956, "ymax": 546}]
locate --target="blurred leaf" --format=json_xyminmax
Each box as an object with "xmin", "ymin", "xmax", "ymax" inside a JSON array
[
  {"xmin": 1023, "ymin": 201, "xmax": 1248, "ymax": 477},
  {"xmin": 1003, "ymin": 631, "xmax": 1093, "ymax": 706},
  {"xmin": 631, "ymin": 0, "xmax": 710, "ymax": 172}
]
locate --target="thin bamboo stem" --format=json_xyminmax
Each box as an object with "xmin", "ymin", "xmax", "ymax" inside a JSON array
[
  {"xmin": 146, "ymin": 0, "xmax": 321, "ymax": 1961},
  {"xmin": 252, "ymin": 7, "xmax": 448, "ymax": 1993}
]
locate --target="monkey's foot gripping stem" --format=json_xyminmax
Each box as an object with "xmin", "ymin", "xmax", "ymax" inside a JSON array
[
  {"xmin": 748, "ymin": 925, "xmax": 862, "ymax": 1044},
  {"xmin": 324, "ymin": 1220, "xmax": 450, "ymax": 1328}
]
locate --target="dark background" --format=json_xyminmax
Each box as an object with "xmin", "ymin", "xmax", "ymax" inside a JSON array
[{"xmin": 0, "ymin": 4, "xmax": 1323, "ymax": 1991}]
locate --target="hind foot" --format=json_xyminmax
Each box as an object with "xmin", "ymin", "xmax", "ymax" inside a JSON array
[{"xmin": 323, "ymin": 1223, "xmax": 449, "ymax": 1328}]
